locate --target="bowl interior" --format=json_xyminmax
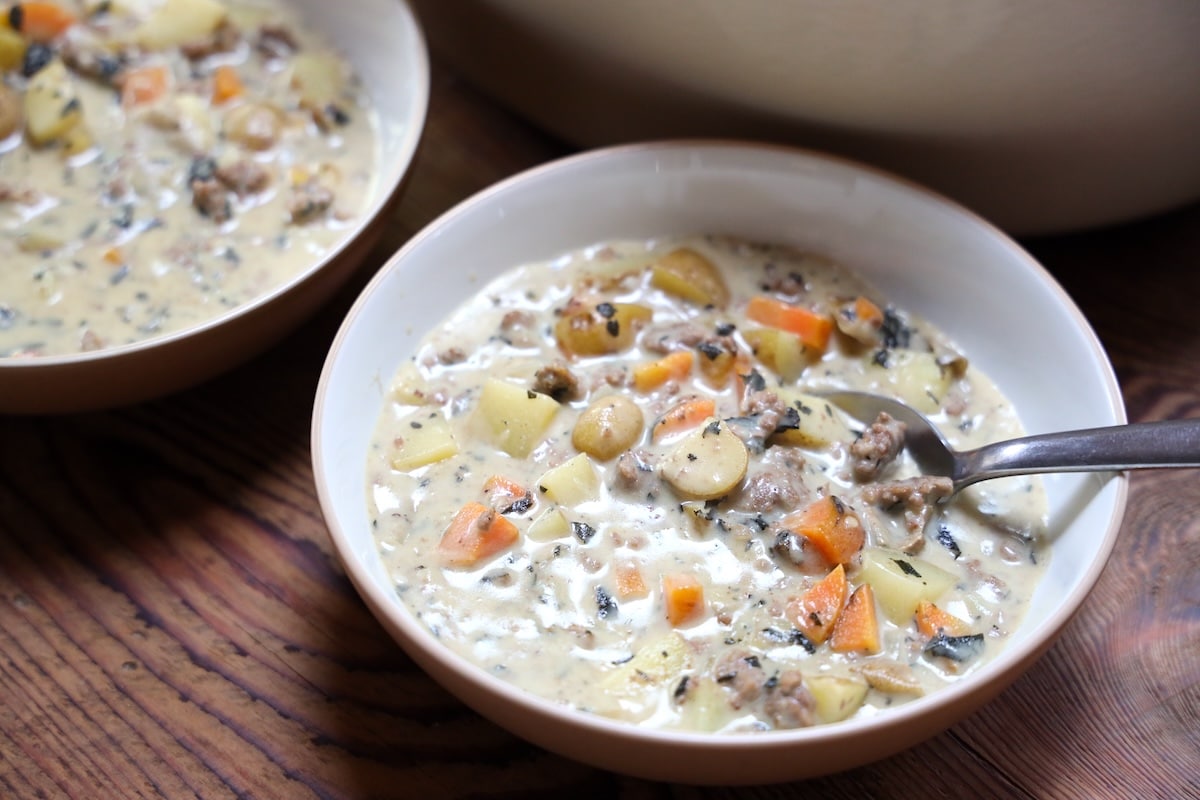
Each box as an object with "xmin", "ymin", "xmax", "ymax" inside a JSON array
[
  {"xmin": 313, "ymin": 141, "xmax": 1126, "ymax": 782},
  {"xmin": 294, "ymin": 0, "xmax": 428, "ymax": 182},
  {"xmin": 0, "ymin": 0, "xmax": 430, "ymax": 414}
]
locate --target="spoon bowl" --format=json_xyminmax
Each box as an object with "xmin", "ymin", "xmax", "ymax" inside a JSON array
[{"xmin": 822, "ymin": 390, "xmax": 1200, "ymax": 496}]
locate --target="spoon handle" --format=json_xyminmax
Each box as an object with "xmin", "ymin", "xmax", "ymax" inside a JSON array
[{"xmin": 959, "ymin": 418, "xmax": 1200, "ymax": 487}]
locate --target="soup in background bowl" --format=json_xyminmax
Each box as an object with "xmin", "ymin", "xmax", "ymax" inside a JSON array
[
  {"xmin": 0, "ymin": 0, "xmax": 429, "ymax": 413},
  {"xmin": 312, "ymin": 141, "xmax": 1126, "ymax": 784}
]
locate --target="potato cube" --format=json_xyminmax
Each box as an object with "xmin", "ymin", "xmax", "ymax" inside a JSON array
[
  {"xmin": 0, "ymin": 26, "xmax": 26, "ymax": 72},
  {"xmin": 133, "ymin": 0, "xmax": 227, "ymax": 50},
  {"xmin": 390, "ymin": 362, "xmax": 437, "ymax": 405},
  {"xmin": 591, "ymin": 632, "xmax": 691, "ymax": 722},
  {"xmin": 743, "ymin": 327, "xmax": 810, "ymax": 382},
  {"xmin": 677, "ymin": 677, "xmax": 727, "ymax": 732},
  {"xmin": 536, "ymin": 453, "xmax": 599, "ymax": 507},
  {"xmin": 390, "ymin": 412, "xmax": 458, "ymax": 471},
  {"xmin": 24, "ymin": 60, "xmax": 83, "ymax": 146},
  {"xmin": 806, "ymin": 675, "xmax": 869, "ymax": 723},
  {"xmin": 772, "ymin": 391, "xmax": 854, "ymax": 448},
  {"xmin": 476, "ymin": 378, "xmax": 559, "ymax": 458},
  {"xmin": 290, "ymin": 52, "xmax": 345, "ymax": 108},
  {"xmin": 600, "ymin": 632, "xmax": 690, "ymax": 693},
  {"xmin": 527, "ymin": 507, "xmax": 571, "ymax": 541},
  {"xmin": 859, "ymin": 547, "xmax": 957, "ymax": 624},
  {"xmin": 867, "ymin": 350, "xmax": 951, "ymax": 414},
  {"xmin": 60, "ymin": 123, "xmax": 93, "ymax": 156}
]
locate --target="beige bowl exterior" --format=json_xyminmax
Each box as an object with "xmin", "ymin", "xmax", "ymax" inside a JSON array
[
  {"xmin": 313, "ymin": 141, "xmax": 1127, "ymax": 784},
  {"xmin": 0, "ymin": 0, "xmax": 429, "ymax": 415},
  {"xmin": 412, "ymin": 0, "xmax": 1200, "ymax": 234}
]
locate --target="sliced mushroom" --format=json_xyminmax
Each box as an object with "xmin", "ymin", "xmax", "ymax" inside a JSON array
[
  {"xmin": 572, "ymin": 394, "xmax": 644, "ymax": 461},
  {"xmin": 223, "ymin": 101, "xmax": 284, "ymax": 151},
  {"xmin": 660, "ymin": 417, "xmax": 749, "ymax": 500}
]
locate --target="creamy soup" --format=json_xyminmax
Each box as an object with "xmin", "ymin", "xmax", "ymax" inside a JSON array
[
  {"xmin": 366, "ymin": 236, "xmax": 1048, "ymax": 732},
  {"xmin": 0, "ymin": 0, "xmax": 378, "ymax": 357}
]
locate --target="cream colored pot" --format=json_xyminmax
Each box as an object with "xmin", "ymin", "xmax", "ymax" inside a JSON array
[{"xmin": 414, "ymin": 0, "xmax": 1200, "ymax": 234}]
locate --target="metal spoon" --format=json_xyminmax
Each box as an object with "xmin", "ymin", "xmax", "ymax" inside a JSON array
[{"xmin": 819, "ymin": 390, "xmax": 1200, "ymax": 495}]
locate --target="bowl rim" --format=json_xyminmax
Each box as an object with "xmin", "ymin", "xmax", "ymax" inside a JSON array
[
  {"xmin": 0, "ymin": 0, "xmax": 431, "ymax": 373},
  {"xmin": 312, "ymin": 138, "xmax": 1127, "ymax": 762}
]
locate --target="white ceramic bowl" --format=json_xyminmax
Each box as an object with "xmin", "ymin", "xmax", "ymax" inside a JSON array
[
  {"xmin": 312, "ymin": 141, "xmax": 1126, "ymax": 784},
  {"xmin": 412, "ymin": 0, "xmax": 1200, "ymax": 235},
  {"xmin": 0, "ymin": 0, "xmax": 429, "ymax": 415}
]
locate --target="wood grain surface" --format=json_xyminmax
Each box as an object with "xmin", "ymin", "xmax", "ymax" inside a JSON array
[{"xmin": 1, "ymin": 66, "xmax": 1198, "ymax": 799}]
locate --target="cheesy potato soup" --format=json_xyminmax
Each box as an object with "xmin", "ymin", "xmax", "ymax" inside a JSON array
[
  {"xmin": 366, "ymin": 236, "xmax": 1049, "ymax": 732},
  {"xmin": 0, "ymin": 0, "xmax": 378, "ymax": 357}
]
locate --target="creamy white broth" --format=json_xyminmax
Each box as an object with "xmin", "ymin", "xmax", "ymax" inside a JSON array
[
  {"xmin": 0, "ymin": 0, "xmax": 378, "ymax": 357},
  {"xmin": 367, "ymin": 236, "xmax": 1048, "ymax": 732}
]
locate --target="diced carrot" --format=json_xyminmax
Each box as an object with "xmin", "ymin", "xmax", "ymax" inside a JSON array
[
  {"xmin": 853, "ymin": 295, "xmax": 884, "ymax": 326},
  {"xmin": 831, "ymin": 584, "xmax": 881, "ymax": 654},
  {"xmin": 481, "ymin": 474, "xmax": 532, "ymax": 513},
  {"xmin": 11, "ymin": 2, "xmax": 76, "ymax": 43},
  {"xmin": 786, "ymin": 563, "xmax": 848, "ymax": 644},
  {"xmin": 779, "ymin": 495, "xmax": 865, "ymax": 566},
  {"xmin": 632, "ymin": 350, "xmax": 694, "ymax": 392},
  {"xmin": 101, "ymin": 246, "xmax": 123, "ymax": 265},
  {"xmin": 482, "ymin": 474, "xmax": 527, "ymax": 499},
  {"xmin": 651, "ymin": 396, "xmax": 715, "ymax": 442},
  {"xmin": 662, "ymin": 572, "xmax": 705, "ymax": 626},
  {"xmin": 914, "ymin": 600, "xmax": 969, "ymax": 638},
  {"xmin": 614, "ymin": 562, "xmax": 648, "ymax": 600},
  {"xmin": 436, "ymin": 501, "xmax": 520, "ymax": 567},
  {"xmin": 211, "ymin": 64, "xmax": 244, "ymax": 104},
  {"xmin": 745, "ymin": 295, "xmax": 835, "ymax": 352},
  {"xmin": 121, "ymin": 64, "xmax": 170, "ymax": 108}
]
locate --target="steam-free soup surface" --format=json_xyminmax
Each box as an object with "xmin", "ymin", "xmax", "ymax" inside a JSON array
[{"xmin": 367, "ymin": 236, "xmax": 1048, "ymax": 732}]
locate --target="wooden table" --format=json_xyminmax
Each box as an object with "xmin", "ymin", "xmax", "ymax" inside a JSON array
[{"xmin": 2, "ymin": 66, "xmax": 1198, "ymax": 799}]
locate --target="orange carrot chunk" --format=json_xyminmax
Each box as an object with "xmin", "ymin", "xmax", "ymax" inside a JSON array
[
  {"xmin": 745, "ymin": 295, "xmax": 834, "ymax": 352},
  {"xmin": 211, "ymin": 64, "xmax": 244, "ymax": 104},
  {"xmin": 482, "ymin": 474, "xmax": 528, "ymax": 499},
  {"xmin": 632, "ymin": 350, "xmax": 694, "ymax": 392},
  {"xmin": 614, "ymin": 562, "xmax": 648, "ymax": 600},
  {"xmin": 779, "ymin": 495, "xmax": 865, "ymax": 566},
  {"xmin": 651, "ymin": 396, "xmax": 716, "ymax": 442},
  {"xmin": 786, "ymin": 563, "xmax": 848, "ymax": 644},
  {"xmin": 853, "ymin": 295, "xmax": 884, "ymax": 326},
  {"xmin": 11, "ymin": 2, "xmax": 76, "ymax": 42},
  {"xmin": 436, "ymin": 501, "xmax": 519, "ymax": 567},
  {"xmin": 914, "ymin": 600, "xmax": 969, "ymax": 638},
  {"xmin": 831, "ymin": 584, "xmax": 881, "ymax": 654},
  {"xmin": 482, "ymin": 474, "xmax": 532, "ymax": 512},
  {"xmin": 662, "ymin": 572, "xmax": 705, "ymax": 626},
  {"xmin": 121, "ymin": 64, "xmax": 169, "ymax": 107}
]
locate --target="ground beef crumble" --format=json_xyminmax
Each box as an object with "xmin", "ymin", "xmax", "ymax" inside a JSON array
[
  {"xmin": 860, "ymin": 475, "xmax": 954, "ymax": 549},
  {"xmin": 849, "ymin": 411, "xmax": 907, "ymax": 481},
  {"xmin": 533, "ymin": 360, "xmax": 583, "ymax": 401}
]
